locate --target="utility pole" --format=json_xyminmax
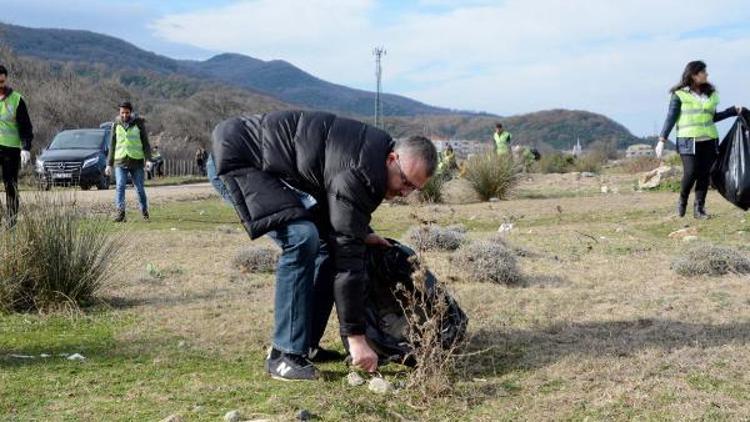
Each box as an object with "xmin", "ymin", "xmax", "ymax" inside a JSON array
[{"xmin": 373, "ymin": 47, "xmax": 386, "ymax": 128}]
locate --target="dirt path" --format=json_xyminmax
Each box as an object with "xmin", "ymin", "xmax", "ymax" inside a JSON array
[{"xmin": 21, "ymin": 182, "xmax": 218, "ymax": 207}]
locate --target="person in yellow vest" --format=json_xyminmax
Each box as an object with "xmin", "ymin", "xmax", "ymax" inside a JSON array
[
  {"xmin": 658, "ymin": 61, "xmax": 743, "ymax": 219},
  {"xmin": 437, "ymin": 143, "xmax": 458, "ymax": 175},
  {"xmin": 106, "ymin": 101, "xmax": 152, "ymax": 222},
  {"xmin": 0, "ymin": 65, "xmax": 33, "ymax": 228},
  {"xmin": 493, "ymin": 123, "xmax": 512, "ymax": 155}
]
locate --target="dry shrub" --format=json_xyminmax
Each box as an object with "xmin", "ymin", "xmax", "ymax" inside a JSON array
[
  {"xmin": 573, "ymin": 151, "xmax": 607, "ymax": 173},
  {"xmin": 396, "ymin": 257, "xmax": 466, "ymax": 402},
  {"xmin": 622, "ymin": 156, "xmax": 661, "ymax": 174},
  {"xmin": 232, "ymin": 247, "xmax": 279, "ymax": 273},
  {"xmin": 445, "ymin": 224, "xmax": 468, "ymax": 234},
  {"xmin": 486, "ymin": 233, "xmax": 537, "ymax": 258},
  {"xmin": 418, "ymin": 173, "xmax": 447, "ymax": 203},
  {"xmin": 536, "ymin": 152, "xmax": 576, "ymax": 174},
  {"xmin": 463, "ymin": 153, "xmax": 520, "ymax": 200},
  {"xmin": 403, "ymin": 225, "xmax": 466, "ymax": 252},
  {"xmin": 672, "ymin": 244, "xmax": 750, "ymax": 277},
  {"xmin": 0, "ymin": 193, "xmax": 124, "ymax": 312},
  {"xmin": 453, "ymin": 241, "xmax": 524, "ymax": 285}
]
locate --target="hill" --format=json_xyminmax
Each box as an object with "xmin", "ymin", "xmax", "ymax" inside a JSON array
[
  {"xmin": 386, "ymin": 110, "xmax": 640, "ymax": 150},
  {"xmin": 0, "ymin": 23, "xmax": 457, "ymax": 117},
  {"xmin": 0, "ymin": 22, "xmax": 644, "ymax": 150}
]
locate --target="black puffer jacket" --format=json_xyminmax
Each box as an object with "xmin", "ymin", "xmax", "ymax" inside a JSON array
[{"xmin": 212, "ymin": 110, "xmax": 394, "ymax": 336}]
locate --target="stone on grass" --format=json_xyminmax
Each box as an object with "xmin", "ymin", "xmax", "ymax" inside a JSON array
[
  {"xmin": 346, "ymin": 372, "xmax": 365, "ymax": 387},
  {"xmin": 224, "ymin": 410, "xmax": 242, "ymax": 422},
  {"xmin": 497, "ymin": 223, "xmax": 513, "ymax": 234},
  {"xmin": 668, "ymin": 227, "xmax": 698, "ymax": 239},
  {"xmin": 638, "ymin": 165, "xmax": 679, "ymax": 190},
  {"xmin": 67, "ymin": 353, "xmax": 86, "ymax": 361},
  {"xmin": 296, "ymin": 409, "xmax": 312, "ymax": 421},
  {"xmin": 368, "ymin": 377, "xmax": 394, "ymax": 394},
  {"xmin": 159, "ymin": 415, "xmax": 182, "ymax": 422}
]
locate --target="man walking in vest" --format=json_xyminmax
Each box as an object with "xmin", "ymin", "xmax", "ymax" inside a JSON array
[
  {"xmin": 106, "ymin": 101, "xmax": 152, "ymax": 222},
  {"xmin": 0, "ymin": 65, "xmax": 33, "ymax": 228},
  {"xmin": 493, "ymin": 122, "xmax": 512, "ymax": 155}
]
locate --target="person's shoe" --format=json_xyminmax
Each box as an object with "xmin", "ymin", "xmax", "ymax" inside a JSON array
[
  {"xmin": 677, "ymin": 200, "xmax": 687, "ymax": 217},
  {"xmin": 266, "ymin": 348, "xmax": 319, "ymax": 381},
  {"xmin": 142, "ymin": 210, "xmax": 150, "ymax": 221},
  {"xmin": 694, "ymin": 203, "xmax": 710, "ymax": 220},
  {"xmin": 113, "ymin": 210, "xmax": 126, "ymax": 223},
  {"xmin": 307, "ymin": 346, "xmax": 344, "ymax": 363}
]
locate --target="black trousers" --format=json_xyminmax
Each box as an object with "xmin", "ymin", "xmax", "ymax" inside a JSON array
[
  {"xmin": 679, "ymin": 139, "xmax": 718, "ymax": 206},
  {"xmin": 0, "ymin": 146, "xmax": 21, "ymax": 226}
]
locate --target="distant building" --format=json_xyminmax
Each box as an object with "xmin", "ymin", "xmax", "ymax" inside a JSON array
[
  {"xmin": 626, "ymin": 144, "xmax": 655, "ymax": 158},
  {"xmin": 432, "ymin": 139, "xmax": 492, "ymax": 159},
  {"xmin": 571, "ymin": 138, "xmax": 583, "ymax": 157}
]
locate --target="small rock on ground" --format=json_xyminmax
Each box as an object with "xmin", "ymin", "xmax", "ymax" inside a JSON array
[
  {"xmin": 224, "ymin": 410, "xmax": 242, "ymax": 422},
  {"xmin": 297, "ymin": 409, "xmax": 312, "ymax": 420},
  {"xmin": 368, "ymin": 377, "xmax": 394, "ymax": 394},
  {"xmin": 668, "ymin": 227, "xmax": 698, "ymax": 239},
  {"xmin": 159, "ymin": 415, "xmax": 182, "ymax": 422},
  {"xmin": 347, "ymin": 372, "xmax": 365, "ymax": 387}
]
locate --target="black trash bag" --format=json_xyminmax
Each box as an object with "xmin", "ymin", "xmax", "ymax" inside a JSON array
[
  {"xmin": 711, "ymin": 111, "xmax": 750, "ymax": 211},
  {"xmin": 348, "ymin": 239, "xmax": 468, "ymax": 366}
]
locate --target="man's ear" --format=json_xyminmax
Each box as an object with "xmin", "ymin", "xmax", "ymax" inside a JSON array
[{"xmin": 386, "ymin": 151, "xmax": 397, "ymax": 163}]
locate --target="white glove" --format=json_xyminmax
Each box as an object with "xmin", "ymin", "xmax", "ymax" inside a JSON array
[
  {"xmin": 655, "ymin": 142, "xmax": 664, "ymax": 159},
  {"xmin": 105, "ymin": 165, "xmax": 112, "ymax": 177},
  {"xmin": 145, "ymin": 161, "xmax": 153, "ymax": 171},
  {"xmin": 20, "ymin": 150, "xmax": 31, "ymax": 167}
]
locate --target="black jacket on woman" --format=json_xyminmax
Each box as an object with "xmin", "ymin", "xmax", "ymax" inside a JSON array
[{"xmin": 212, "ymin": 110, "xmax": 394, "ymax": 336}]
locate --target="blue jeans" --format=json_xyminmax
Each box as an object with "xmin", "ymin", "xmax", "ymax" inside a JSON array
[
  {"xmin": 115, "ymin": 166, "xmax": 148, "ymax": 213},
  {"xmin": 266, "ymin": 219, "xmax": 335, "ymax": 355},
  {"xmin": 206, "ymin": 154, "xmax": 233, "ymax": 204}
]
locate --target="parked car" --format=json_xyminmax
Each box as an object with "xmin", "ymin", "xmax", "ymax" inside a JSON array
[{"xmin": 35, "ymin": 127, "xmax": 112, "ymax": 190}]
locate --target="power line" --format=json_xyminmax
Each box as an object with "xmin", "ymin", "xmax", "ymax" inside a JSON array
[{"xmin": 373, "ymin": 46, "xmax": 386, "ymax": 128}]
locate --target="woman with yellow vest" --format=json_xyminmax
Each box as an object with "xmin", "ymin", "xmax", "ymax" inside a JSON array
[
  {"xmin": 106, "ymin": 101, "xmax": 152, "ymax": 222},
  {"xmin": 658, "ymin": 61, "xmax": 743, "ymax": 219},
  {"xmin": 0, "ymin": 64, "xmax": 33, "ymax": 228}
]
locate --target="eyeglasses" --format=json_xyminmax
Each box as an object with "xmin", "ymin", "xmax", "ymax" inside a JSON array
[{"xmin": 395, "ymin": 156, "xmax": 420, "ymax": 193}]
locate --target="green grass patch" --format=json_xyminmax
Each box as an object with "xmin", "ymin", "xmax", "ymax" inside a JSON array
[{"xmin": 115, "ymin": 199, "xmax": 238, "ymax": 232}]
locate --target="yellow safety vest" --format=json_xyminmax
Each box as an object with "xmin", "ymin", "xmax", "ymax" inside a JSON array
[
  {"xmin": 114, "ymin": 123, "xmax": 144, "ymax": 160},
  {"xmin": 0, "ymin": 91, "xmax": 22, "ymax": 149},
  {"xmin": 494, "ymin": 131, "xmax": 511, "ymax": 155},
  {"xmin": 675, "ymin": 89, "xmax": 719, "ymax": 139}
]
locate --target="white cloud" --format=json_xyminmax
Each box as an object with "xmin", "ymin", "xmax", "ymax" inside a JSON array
[{"xmin": 151, "ymin": 0, "xmax": 750, "ymax": 135}]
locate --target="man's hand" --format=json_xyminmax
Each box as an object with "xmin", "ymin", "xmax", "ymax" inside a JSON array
[
  {"xmin": 737, "ymin": 105, "xmax": 745, "ymax": 114},
  {"xmin": 364, "ymin": 233, "xmax": 392, "ymax": 248},
  {"xmin": 105, "ymin": 166, "xmax": 112, "ymax": 177},
  {"xmin": 348, "ymin": 335, "xmax": 378, "ymax": 373},
  {"xmin": 655, "ymin": 141, "xmax": 664, "ymax": 159},
  {"xmin": 20, "ymin": 150, "xmax": 30, "ymax": 167}
]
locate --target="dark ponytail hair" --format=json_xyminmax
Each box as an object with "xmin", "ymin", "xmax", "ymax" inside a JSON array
[{"xmin": 670, "ymin": 60, "xmax": 715, "ymax": 95}]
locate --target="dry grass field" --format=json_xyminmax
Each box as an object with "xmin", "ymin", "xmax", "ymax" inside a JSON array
[{"xmin": 3, "ymin": 174, "xmax": 750, "ymax": 421}]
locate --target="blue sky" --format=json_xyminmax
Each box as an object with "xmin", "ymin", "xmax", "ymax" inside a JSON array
[{"xmin": 3, "ymin": 0, "xmax": 750, "ymax": 137}]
